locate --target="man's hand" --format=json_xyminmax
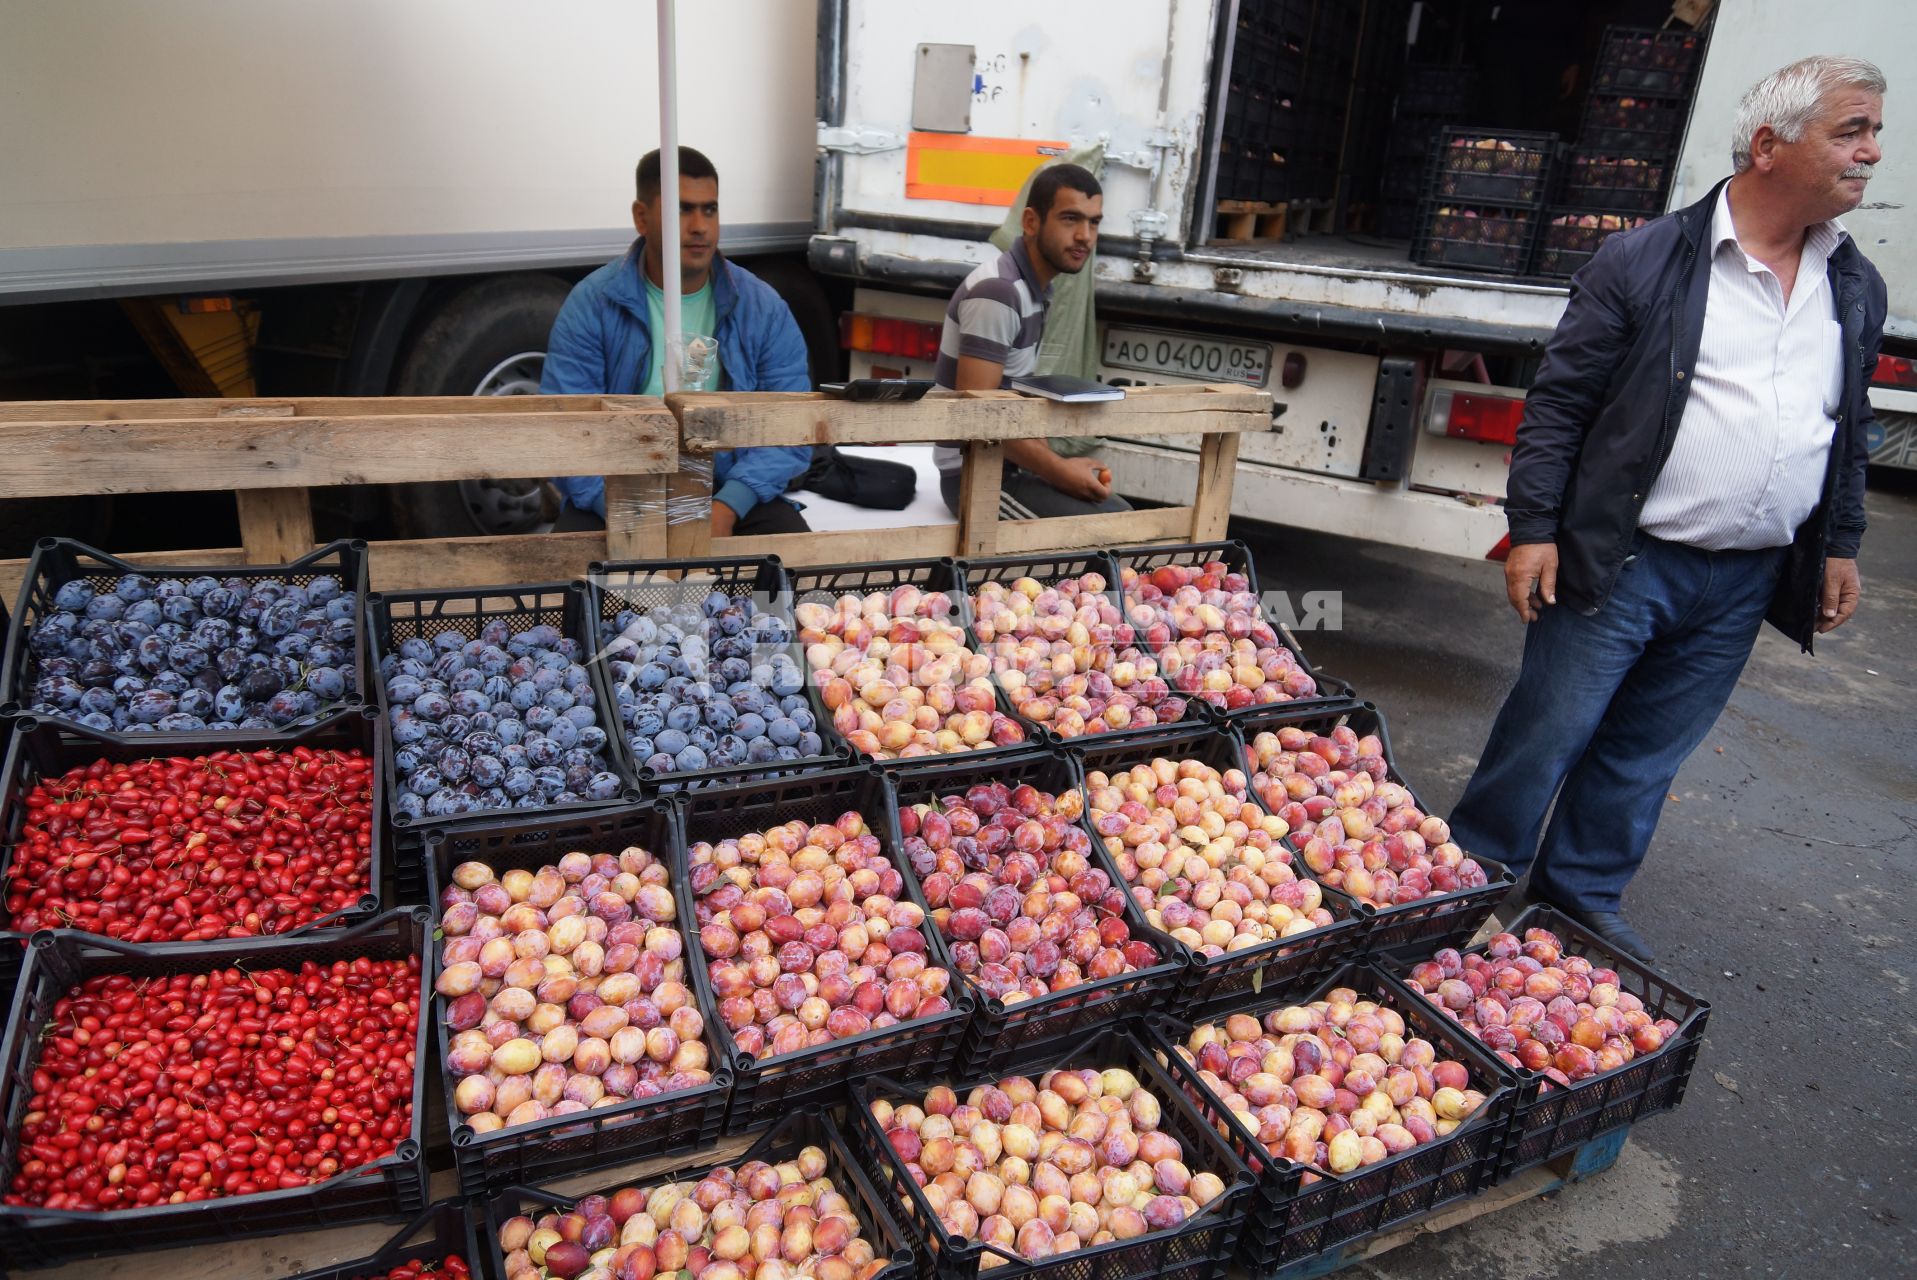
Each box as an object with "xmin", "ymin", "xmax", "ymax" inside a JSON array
[
  {"xmin": 1505, "ymin": 542, "xmax": 1559, "ymax": 623},
  {"xmin": 710, "ymin": 501, "xmax": 738, "ymax": 538},
  {"xmin": 1818, "ymin": 557, "xmax": 1861, "ymax": 633},
  {"xmin": 1046, "ymin": 455, "xmax": 1113, "ymax": 503}
]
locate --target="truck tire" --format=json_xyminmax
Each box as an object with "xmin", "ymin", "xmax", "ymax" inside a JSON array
[{"xmin": 386, "ymin": 273, "xmax": 574, "ymax": 538}]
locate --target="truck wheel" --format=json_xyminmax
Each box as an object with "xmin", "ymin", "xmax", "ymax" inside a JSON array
[{"xmin": 386, "ymin": 274, "xmax": 574, "ymax": 538}]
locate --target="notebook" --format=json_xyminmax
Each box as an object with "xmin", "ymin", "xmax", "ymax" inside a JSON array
[{"xmin": 1008, "ymin": 374, "xmax": 1125, "ymax": 403}]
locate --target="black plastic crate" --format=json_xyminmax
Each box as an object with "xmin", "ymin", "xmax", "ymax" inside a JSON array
[
  {"xmin": 1235, "ymin": 702, "xmax": 1514, "ymax": 961},
  {"xmin": 0, "ymin": 908, "xmax": 432, "ymax": 1269},
  {"xmin": 1388, "ymin": 904, "xmax": 1710, "ymax": 1179},
  {"xmin": 421, "ymin": 801, "xmax": 733, "ymax": 1194},
  {"xmin": 673, "ymin": 765, "xmax": 975, "ymax": 1132},
  {"xmin": 958, "ymin": 551, "xmax": 1212, "ymax": 747},
  {"xmin": 0, "ymin": 706, "xmax": 386, "ymax": 997},
  {"xmin": 785, "ymin": 558, "xmax": 1044, "ymax": 768},
  {"xmin": 1429, "ymin": 128, "xmax": 1557, "ymax": 205},
  {"xmin": 1578, "ymin": 92, "xmax": 1689, "ymax": 154},
  {"xmin": 283, "ymin": 1197, "xmax": 482, "ymax": 1280},
  {"xmin": 1144, "ymin": 962, "xmax": 1513, "ymax": 1271},
  {"xmin": 847, "ymin": 1023, "xmax": 1255, "ymax": 1280},
  {"xmin": 1, "ymin": 537, "xmax": 369, "ymax": 746},
  {"xmin": 1065, "ymin": 721, "xmax": 1366, "ymax": 1015},
  {"xmin": 366, "ymin": 581, "xmax": 639, "ymax": 855},
  {"xmin": 1533, "ymin": 208, "xmax": 1652, "ymax": 278},
  {"xmin": 480, "ymin": 1107, "xmax": 918, "ymax": 1280},
  {"xmin": 1108, "ymin": 540, "xmax": 1355, "ymax": 717},
  {"xmin": 882, "ymin": 749, "xmax": 1189, "ymax": 1078},
  {"xmin": 1556, "ymin": 149, "xmax": 1672, "ymax": 215},
  {"xmin": 586, "ymin": 554, "xmax": 847, "ymax": 792},
  {"xmin": 1413, "ymin": 200, "xmax": 1539, "ymax": 274},
  {"xmin": 1594, "ymin": 25, "xmax": 1704, "ymax": 96}
]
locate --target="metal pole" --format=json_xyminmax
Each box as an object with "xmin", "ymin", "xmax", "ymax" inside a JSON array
[{"xmin": 657, "ymin": 0, "xmax": 681, "ymax": 392}]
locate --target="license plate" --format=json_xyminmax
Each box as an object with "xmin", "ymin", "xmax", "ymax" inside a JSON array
[{"xmin": 1101, "ymin": 326, "xmax": 1272, "ymax": 387}]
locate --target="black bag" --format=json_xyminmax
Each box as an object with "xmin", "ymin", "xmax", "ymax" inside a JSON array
[{"xmin": 789, "ymin": 444, "xmax": 918, "ymax": 510}]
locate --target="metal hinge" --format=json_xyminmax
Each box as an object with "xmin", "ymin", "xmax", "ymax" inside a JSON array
[
  {"xmin": 1103, "ymin": 129, "xmax": 1179, "ymax": 171},
  {"xmin": 816, "ymin": 125, "xmax": 906, "ymax": 155}
]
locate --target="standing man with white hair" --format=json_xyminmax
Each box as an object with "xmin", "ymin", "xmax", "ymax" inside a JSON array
[{"xmin": 1448, "ymin": 55, "xmax": 1888, "ymax": 961}]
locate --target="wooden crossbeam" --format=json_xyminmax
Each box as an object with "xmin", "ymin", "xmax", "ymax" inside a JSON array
[
  {"xmin": 0, "ymin": 398, "xmax": 674, "ymax": 498},
  {"xmin": 669, "ymin": 384, "xmax": 1270, "ymax": 450}
]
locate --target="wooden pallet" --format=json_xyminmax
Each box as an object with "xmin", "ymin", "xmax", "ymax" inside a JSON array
[
  {"xmin": 1215, "ymin": 199, "xmax": 1289, "ymax": 242},
  {"xmin": 1268, "ymin": 1127, "xmax": 1633, "ymax": 1279},
  {"xmin": 0, "ymin": 383, "xmax": 1265, "ymax": 598}
]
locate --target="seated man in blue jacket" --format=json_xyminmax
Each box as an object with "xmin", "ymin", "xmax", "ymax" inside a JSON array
[{"xmin": 542, "ymin": 146, "xmax": 812, "ymax": 536}]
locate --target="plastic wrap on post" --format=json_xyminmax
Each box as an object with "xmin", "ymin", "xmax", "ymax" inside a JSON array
[{"xmin": 607, "ymin": 335, "xmax": 723, "ymax": 537}]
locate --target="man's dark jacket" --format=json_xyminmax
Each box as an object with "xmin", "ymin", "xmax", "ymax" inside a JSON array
[{"xmin": 1505, "ymin": 177, "xmax": 1886, "ymax": 651}]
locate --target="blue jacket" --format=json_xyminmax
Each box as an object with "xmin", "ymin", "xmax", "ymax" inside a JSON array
[
  {"xmin": 1506, "ymin": 178, "xmax": 1885, "ymax": 652},
  {"xmin": 540, "ymin": 240, "xmax": 812, "ymax": 520}
]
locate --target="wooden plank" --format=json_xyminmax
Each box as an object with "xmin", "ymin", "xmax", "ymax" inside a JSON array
[
  {"xmin": 666, "ymin": 459, "xmax": 715, "ymax": 559},
  {"xmin": 955, "ymin": 441, "xmax": 1005, "ymax": 559},
  {"xmin": 1188, "ymin": 431, "xmax": 1243, "ymax": 542},
  {"xmin": 234, "ymin": 488, "xmax": 317, "ymax": 564},
  {"xmin": 989, "ymin": 505, "xmax": 1195, "ymax": 556},
  {"xmin": 220, "ymin": 404, "xmax": 317, "ymax": 565},
  {"xmin": 0, "ymin": 409, "xmax": 675, "ymax": 497},
  {"xmin": 710, "ymin": 523, "xmax": 960, "ymax": 566},
  {"xmin": 0, "ymin": 394, "xmax": 650, "ymax": 422},
  {"xmin": 602, "ymin": 474, "xmax": 669, "ymax": 563},
  {"xmin": 669, "ymin": 385, "xmax": 1269, "ymax": 451}
]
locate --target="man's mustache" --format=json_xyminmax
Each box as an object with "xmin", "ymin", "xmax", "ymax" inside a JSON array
[{"xmin": 1843, "ymin": 164, "xmax": 1874, "ymax": 179}]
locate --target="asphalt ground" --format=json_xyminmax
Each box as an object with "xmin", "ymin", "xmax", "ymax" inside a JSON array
[{"xmin": 1229, "ymin": 475, "xmax": 1917, "ymax": 1278}]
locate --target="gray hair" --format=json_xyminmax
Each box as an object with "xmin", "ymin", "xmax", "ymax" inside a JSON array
[{"xmin": 1732, "ymin": 55, "xmax": 1887, "ymax": 171}]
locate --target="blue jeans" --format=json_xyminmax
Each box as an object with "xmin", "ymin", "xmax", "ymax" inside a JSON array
[{"xmin": 1449, "ymin": 532, "xmax": 1785, "ymax": 913}]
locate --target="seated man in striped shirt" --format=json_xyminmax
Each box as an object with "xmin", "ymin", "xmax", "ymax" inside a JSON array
[{"xmin": 932, "ymin": 164, "xmax": 1130, "ymax": 520}]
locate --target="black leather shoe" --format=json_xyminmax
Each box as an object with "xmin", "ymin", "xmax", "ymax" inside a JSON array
[{"xmin": 1556, "ymin": 907, "xmax": 1656, "ymax": 965}]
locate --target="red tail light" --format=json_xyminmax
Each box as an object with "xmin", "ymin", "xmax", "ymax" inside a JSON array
[
  {"xmin": 839, "ymin": 313, "xmax": 943, "ymax": 362},
  {"xmin": 1872, "ymin": 354, "xmax": 1917, "ymax": 388},
  {"xmin": 1430, "ymin": 387, "xmax": 1527, "ymax": 446}
]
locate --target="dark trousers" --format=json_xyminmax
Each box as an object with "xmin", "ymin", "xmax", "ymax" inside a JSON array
[
  {"xmin": 553, "ymin": 498, "xmax": 809, "ymax": 535},
  {"xmin": 938, "ymin": 466, "xmax": 1131, "ymax": 519},
  {"xmin": 1448, "ymin": 531, "xmax": 1785, "ymax": 913}
]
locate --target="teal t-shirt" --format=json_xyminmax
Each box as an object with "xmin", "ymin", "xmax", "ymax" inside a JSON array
[{"xmin": 643, "ymin": 277, "xmax": 722, "ymax": 394}]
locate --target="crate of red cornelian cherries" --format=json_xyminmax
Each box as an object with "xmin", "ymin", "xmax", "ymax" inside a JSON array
[
  {"xmin": 0, "ymin": 908, "xmax": 432, "ymax": 1269},
  {"xmin": 1392, "ymin": 904, "xmax": 1709, "ymax": 1178},
  {"xmin": 0, "ymin": 706, "xmax": 385, "ymax": 995}
]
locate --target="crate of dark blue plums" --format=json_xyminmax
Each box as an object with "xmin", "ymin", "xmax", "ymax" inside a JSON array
[
  {"xmin": 586, "ymin": 556, "xmax": 845, "ymax": 792},
  {"xmin": 0, "ymin": 538, "xmax": 367, "ymax": 747},
  {"xmin": 367, "ymin": 582, "xmax": 639, "ymax": 864}
]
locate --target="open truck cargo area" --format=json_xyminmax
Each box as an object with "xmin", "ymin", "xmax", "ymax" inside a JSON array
[{"xmin": 814, "ymin": 0, "xmax": 1917, "ymax": 557}]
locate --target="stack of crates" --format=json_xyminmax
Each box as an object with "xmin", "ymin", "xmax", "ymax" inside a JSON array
[
  {"xmin": 1381, "ymin": 63, "xmax": 1476, "ymax": 238},
  {"xmin": 1412, "ymin": 127, "xmax": 1557, "ymax": 275},
  {"xmin": 1537, "ymin": 26, "xmax": 1703, "ymax": 277},
  {"xmin": 1215, "ymin": 0, "xmax": 1311, "ymax": 205},
  {"xmin": 1333, "ymin": 0, "xmax": 1411, "ymax": 230}
]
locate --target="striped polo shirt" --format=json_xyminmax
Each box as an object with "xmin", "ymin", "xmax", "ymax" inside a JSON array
[{"xmin": 932, "ymin": 238, "xmax": 1051, "ymax": 476}]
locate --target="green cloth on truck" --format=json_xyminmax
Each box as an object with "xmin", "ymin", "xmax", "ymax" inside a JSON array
[{"xmin": 991, "ymin": 144, "xmax": 1106, "ymax": 459}]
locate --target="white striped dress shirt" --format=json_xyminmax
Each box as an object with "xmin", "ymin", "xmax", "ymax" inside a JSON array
[{"xmin": 1638, "ymin": 185, "xmax": 1847, "ymax": 551}]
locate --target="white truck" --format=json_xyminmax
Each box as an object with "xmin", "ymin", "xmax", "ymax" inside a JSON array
[
  {"xmin": 812, "ymin": 0, "xmax": 1917, "ymax": 557},
  {"xmin": 0, "ymin": 0, "xmax": 830, "ymax": 542}
]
